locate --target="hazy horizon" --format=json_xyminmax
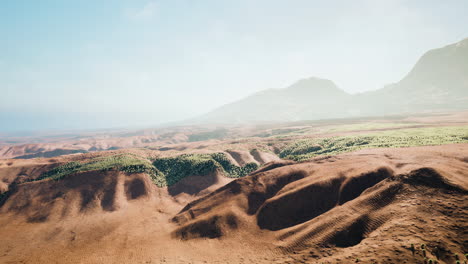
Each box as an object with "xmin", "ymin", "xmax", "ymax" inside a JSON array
[{"xmin": 2, "ymin": 0, "xmax": 468, "ymax": 132}]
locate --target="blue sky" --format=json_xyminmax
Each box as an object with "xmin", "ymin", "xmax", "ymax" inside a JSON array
[{"xmin": 1, "ymin": 0, "xmax": 468, "ymax": 132}]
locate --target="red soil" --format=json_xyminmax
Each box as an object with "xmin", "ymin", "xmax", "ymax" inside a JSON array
[{"xmin": 0, "ymin": 144, "xmax": 467, "ymax": 263}]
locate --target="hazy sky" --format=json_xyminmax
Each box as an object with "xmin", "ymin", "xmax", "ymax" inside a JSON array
[{"xmin": 1, "ymin": 0, "xmax": 467, "ymax": 131}]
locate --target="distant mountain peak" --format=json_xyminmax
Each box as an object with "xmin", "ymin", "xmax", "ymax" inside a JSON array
[
  {"xmin": 194, "ymin": 37, "xmax": 468, "ymax": 124},
  {"xmin": 285, "ymin": 77, "xmax": 345, "ymax": 97},
  {"xmin": 288, "ymin": 77, "xmax": 336, "ymax": 89}
]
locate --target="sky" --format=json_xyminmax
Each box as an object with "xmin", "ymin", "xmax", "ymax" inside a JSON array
[{"xmin": 1, "ymin": 0, "xmax": 467, "ymax": 132}]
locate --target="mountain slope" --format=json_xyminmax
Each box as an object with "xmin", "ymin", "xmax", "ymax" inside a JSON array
[
  {"xmin": 197, "ymin": 38, "xmax": 468, "ymax": 123},
  {"xmin": 197, "ymin": 77, "xmax": 353, "ymax": 123},
  {"xmin": 358, "ymin": 37, "xmax": 468, "ymax": 114}
]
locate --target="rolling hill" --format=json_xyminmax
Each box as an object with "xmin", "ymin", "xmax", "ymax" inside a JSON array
[{"xmin": 0, "ymin": 144, "xmax": 466, "ymax": 263}]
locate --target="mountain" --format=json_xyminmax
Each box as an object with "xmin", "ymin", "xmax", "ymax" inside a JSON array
[
  {"xmin": 196, "ymin": 38, "xmax": 468, "ymax": 123},
  {"xmin": 197, "ymin": 77, "xmax": 353, "ymax": 123},
  {"xmin": 358, "ymin": 37, "xmax": 468, "ymax": 115}
]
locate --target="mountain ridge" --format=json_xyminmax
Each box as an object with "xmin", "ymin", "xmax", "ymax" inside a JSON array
[{"xmin": 194, "ymin": 37, "xmax": 468, "ymax": 124}]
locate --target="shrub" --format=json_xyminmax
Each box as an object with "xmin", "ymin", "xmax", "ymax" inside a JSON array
[
  {"xmin": 38, "ymin": 161, "xmax": 82, "ymax": 181},
  {"xmin": 188, "ymin": 129, "xmax": 228, "ymax": 142},
  {"xmin": 38, "ymin": 154, "xmax": 160, "ymax": 182},
  {"xmin": 279, "ymin": 126, "xmax": 468, "ymax": 161},
  {"xmin": 37, "ymin": 152, "xmax": 259, "ymax": 188},
  {"xmin": 153, "ymin": 153, "xmax": 259, "ymax": 186}
]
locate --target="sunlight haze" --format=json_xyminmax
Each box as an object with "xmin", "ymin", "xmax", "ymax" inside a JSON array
[{"xmin": 1, "ymin": 0, "xmax": 467, "ymax": 131}]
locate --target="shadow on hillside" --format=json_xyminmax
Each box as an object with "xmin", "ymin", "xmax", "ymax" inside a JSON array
[{"xmin": 168, "ymin": 172, "xmax": 220, "ymax": 196}]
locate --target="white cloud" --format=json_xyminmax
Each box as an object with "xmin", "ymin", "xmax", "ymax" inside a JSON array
[{"xmin": 125, "ymin": 1, "xmax": 158, "ymax": 21}]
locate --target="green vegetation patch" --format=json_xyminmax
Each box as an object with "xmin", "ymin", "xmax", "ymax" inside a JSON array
[
  {"xmin": 153, "ymin": 153, "xmax": 258, "ymax": 186},
  {"xmin": 280, "ymin": 126, "xmax": 468, "ymax": 161},
  {"xmin": 38, "ymin": 154, "xmax": 163, "ymax": 183},
  {"xmin": 321, "ymin": 122, "xmax": 419, "ymax": 133},
  {"xmin": 188, "ymin": 129, "xmax": 228, "ymax": 142},
  {"xmin": 259, "ymin": 122, "xmax": 420, "ymax": 138},
  {"xmin": 37, "ymin": 153, "xmax": 259, "ymax": 187}
]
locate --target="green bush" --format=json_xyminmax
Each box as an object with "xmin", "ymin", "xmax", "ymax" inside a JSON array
[
  {"xmin": 279, "ymin": 126, "xmax": 468, "ymax": 161},
  {"xmin": 36, "ymin": 152, "xmax": 259, "ymax": 188},
  {"xmin": 188, "ymin": 129, "xmax": 228, "ymax": 142},
  {"xmin": 38, "ymin": 154, "xmax": 163, "ymax": 183},
  {"xmin": 153, "ymin": 153, "xmax": 258, "ymax": 186},
  {"xmin": 38, "ymin": 161, "xmax": 83, "ymax": 181}
]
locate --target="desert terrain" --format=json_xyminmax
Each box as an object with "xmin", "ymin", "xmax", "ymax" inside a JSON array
[
  {"xmin": 0, "ymin": 112, "xmax": 467, "ymax": 264},
  {"xmin": 3, "ymin": 3, "xmax": 468, "ymax": 263}
]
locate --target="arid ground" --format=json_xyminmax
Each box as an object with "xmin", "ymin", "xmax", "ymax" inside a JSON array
[{"xmin": 0, "ymin": 112, "xmax": 467, "ymax": 264}]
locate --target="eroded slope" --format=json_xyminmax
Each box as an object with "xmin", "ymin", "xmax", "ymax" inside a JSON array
[{"xmin": 0, "ymin": 144, "xmax": 466, "ymax": 263}]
